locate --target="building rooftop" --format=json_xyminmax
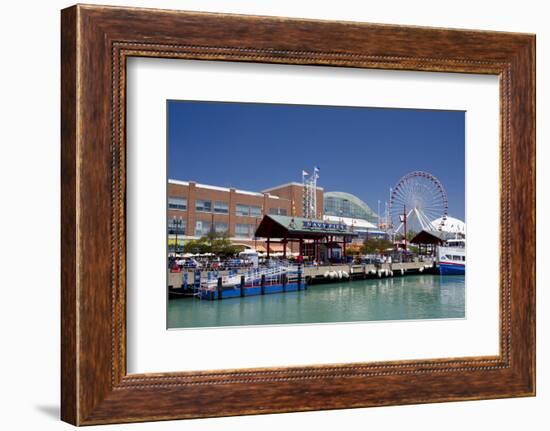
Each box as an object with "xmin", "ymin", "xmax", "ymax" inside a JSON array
[
  {"xmin": 168, "ymin": 179, "xmax": 280, "ymax": 199},
  {"xmin": 261, "ymin": 182, "xmax": 324, "ymax": 193}
]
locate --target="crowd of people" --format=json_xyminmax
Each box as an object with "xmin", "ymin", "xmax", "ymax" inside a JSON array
[
  {"xmin": 168, "ymin": 256, "xmax": 256, "ymax": 272},
  {"xmin": 168, "ymin": 250, "xmax": 427, "ymax": 273}
]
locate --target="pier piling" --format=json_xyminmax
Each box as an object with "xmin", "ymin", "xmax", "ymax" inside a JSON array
[{"xmin": 217, "ymin": 277, "xmax": 222, "ymax": 300}]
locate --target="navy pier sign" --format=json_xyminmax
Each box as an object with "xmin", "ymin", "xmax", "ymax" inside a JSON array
[{"xmin": 302, "ymin": 220, "xmax": 347, "ymax": 231}]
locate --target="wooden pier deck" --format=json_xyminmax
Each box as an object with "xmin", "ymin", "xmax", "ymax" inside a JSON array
[{"xmin": 168, "ymin": 260, "xmax": 436, "ymax": 290}]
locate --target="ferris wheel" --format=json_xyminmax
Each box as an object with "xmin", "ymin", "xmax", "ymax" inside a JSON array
[{"xmin": 389, "ymin": 171, "xmax": 448, "ymax": 234}]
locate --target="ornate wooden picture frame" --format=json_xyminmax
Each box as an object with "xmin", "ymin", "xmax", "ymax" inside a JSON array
[{"xmin": 61, "ymin": 4, "xmax": 535, "ymax": 425}]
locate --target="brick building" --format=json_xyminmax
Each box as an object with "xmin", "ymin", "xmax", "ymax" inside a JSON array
[{"xmin": 167, "ymin": 179, "xmax": 324, "ymax": 251}]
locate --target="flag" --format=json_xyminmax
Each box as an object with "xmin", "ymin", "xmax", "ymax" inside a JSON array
[
  {"xmin": 302, "ymin": 170, "xmax": 309, "ymax": 176},
  {"xmin": 314, "ymin": 166, "xmax": 320, "ymax": 172}
]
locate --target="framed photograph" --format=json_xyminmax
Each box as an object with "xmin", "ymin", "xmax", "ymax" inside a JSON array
[
  {"xmin": 163, "ymin": 100, "xmax": 466, "ymax": 330},
  {"xmin": 61, "ymin": 4, "xmax": 535, "ymax": 425}
]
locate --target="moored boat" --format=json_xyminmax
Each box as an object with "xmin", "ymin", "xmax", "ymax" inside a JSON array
[{"xmin": 436, "ymin": 238, "xmax": 465, "ymax": 275}]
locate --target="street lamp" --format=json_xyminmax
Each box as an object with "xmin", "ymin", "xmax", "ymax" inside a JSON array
[
  {"xmin": 210, "ymin": 211, "xmax": 215, "ymax": 245},
  {"xmin": 172, "ymin": 216, "xmax": 183, "ymax": 255}
]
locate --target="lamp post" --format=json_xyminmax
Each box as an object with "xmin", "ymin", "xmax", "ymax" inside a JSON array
[
  {"xmin": 403, "ymin": 205, "xmax": 407, "ymax": 252},
  {"xmin": 377, "ymin": 199, "xmax": 381, "ymax": 228},
  {"xmin": 172, "ymin": 216, "xmax": 183, "ymax": 255},
  {"xmin": 210, "ymin": 211, "xmax": 215, "ymax": 244}
]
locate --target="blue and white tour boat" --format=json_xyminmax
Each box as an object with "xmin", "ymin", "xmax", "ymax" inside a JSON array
[{"xmin": 436, "ymin": 238, "xmax": 465, "ymax": 275}]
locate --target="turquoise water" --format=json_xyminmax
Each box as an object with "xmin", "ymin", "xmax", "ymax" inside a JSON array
[{"xmin": 167, "ymin": 274, "xmax": 465, "ymax": 329}]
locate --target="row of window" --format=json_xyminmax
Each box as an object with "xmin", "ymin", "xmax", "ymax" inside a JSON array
[
  {"xmin": 195, "ymin": 220, "xmax": 229, "ymax": 236},
  {"xmin": 234, "ymin": 224, "xmax": 256, "ymax": 238},
  {"xmin": 235, "ymin": 204, "xmax": 261, "ymax": 217},
  {"xmin": 268, "ymin": 207, "xmax": 287, "ymax": 216},
  {"xmin": 168, "ymin": 197, "xmax": 187, "ymax": 211},
  {"xmin": 167, "ymin": 218, "xmax": 256, "ymax": 239},
  {"xmin": 441, "ymin": 255, "xmax": 466, "ymax": 262},
  {"xmin": 168, "ymin": 197, "xmax": 286, "ymax": 217}
]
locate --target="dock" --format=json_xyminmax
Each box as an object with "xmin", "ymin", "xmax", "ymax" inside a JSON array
[
  {"xmin": 303, "ymin": 260, "xmax": 436, "ymax": 284},
  {"xmin": 168, "ymin": 260, "xmax": 436, "ymax": 299}
]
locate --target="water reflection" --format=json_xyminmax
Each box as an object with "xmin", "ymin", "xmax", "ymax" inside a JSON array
[{"xmin": 168, "ymin": 275, "xmax": 465, "ymax": 329}]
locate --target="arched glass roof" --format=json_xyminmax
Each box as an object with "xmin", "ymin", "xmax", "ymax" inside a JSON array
[{"xmin": 323, "ymin": 192, "xmax": 378, "ymax": 223}]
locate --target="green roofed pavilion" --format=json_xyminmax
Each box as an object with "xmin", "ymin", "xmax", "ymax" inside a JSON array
[
  {"xmin": 254, "ymin": 215, "xmax": 358, "ymax": 261},
  {"xmin": 255, "ymin": 215, "xmax": 358, "ymax": 239}
]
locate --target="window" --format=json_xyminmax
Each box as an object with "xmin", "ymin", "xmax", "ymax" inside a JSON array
[
  {"xmin": 194, "ymin": 220, "xmax": 211, "ymax": 236},
  {"xmin": 214, "ymin": 222, "xmax": 228, "ymax": 233},
  {"xmin": 236, "ymin": 204, "xmax": 262, "ymax": 217},
  {"xmin": 167, "ymin": 218, "xmax": 186, "ymax": 235},
  {"xmin": 168, "ymin": 196, "xmax": 187, "ymax": 211},
  {"xmin": 214, "ymin": 201, "xmax": 229, "ymax": 214},
  {"xmin": 195, "ymin": 199, "xmax": 212, "ymax": 212},
  {"xmin": 236, "ymin": 204, "xmax": 249, "ymax": 216},
  {"xmin": 235, "ymin": 223, "xmax": 254, "ymax": 238},
  {"xmin": 269, "ymin": 207, "xmax": 287, "ymax": 216},
  {"xmin": 249, "ymin": 205, "xmax": 262, "ymax": 217}
]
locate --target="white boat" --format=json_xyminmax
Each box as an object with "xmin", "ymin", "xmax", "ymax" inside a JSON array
[{"xmin": 436, "ymin": 238, "xmax": 465, "ymax": 275}]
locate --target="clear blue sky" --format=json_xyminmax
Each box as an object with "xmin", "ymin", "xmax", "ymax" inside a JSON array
[{"xmin": 167, "ymin": 101, "xmax": 465, "ymax": 219}]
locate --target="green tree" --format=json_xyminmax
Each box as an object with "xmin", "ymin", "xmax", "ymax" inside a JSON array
[
  {"xmin": 182, "ymin": 237, "xmax": 211, "ymax": 254},
  {"xmin": 408, "ymin": 244, "xmax": 419, "ymax": 255},
  {"xmin": 210, "ymin": 233, "xmax": 245, "ymax": 256},
  {"xmin": 361, "ymin": 238, "xmax": 393, "ymax": 254},
  {"xmin": 184, "ymin": 231, "xmax": 245, "ymax": 257}
]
